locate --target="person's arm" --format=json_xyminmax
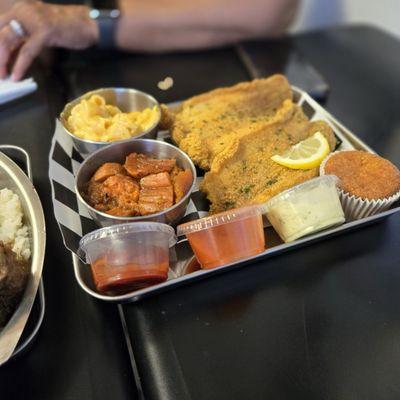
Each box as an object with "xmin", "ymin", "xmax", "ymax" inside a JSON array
[
  {"xmin": 116, "ymin": 0, "xmax": 299, "ymax": 51},
  {"xmin": 0, "ymin": 0, "xmax": 298, "ymax": 81}
]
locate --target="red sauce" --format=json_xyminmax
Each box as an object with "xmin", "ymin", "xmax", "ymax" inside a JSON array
[{"xmin": 91, "ymin": 246, "xmax": 169, "ymax": 295}]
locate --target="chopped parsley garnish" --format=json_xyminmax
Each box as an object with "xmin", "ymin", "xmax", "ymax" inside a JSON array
[
  {"xmin": 240, "ymin": 184, "xmax": 255, "ymax": 194},
  {"xmin": 266, "ymin": 178, "xmax": 278, "ymax": 187}
]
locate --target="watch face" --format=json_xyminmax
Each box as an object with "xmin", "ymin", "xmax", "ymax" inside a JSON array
[{"xmin": 90, "ymin": 9, "xmax": 120, "ymax": 19}]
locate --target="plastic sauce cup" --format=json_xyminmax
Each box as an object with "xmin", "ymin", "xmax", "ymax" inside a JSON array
[
  {"xmin": 263, "ymin": 175, "xmax": 345, "ymax": 243},
  {"xmin": 177, "ymin": 205, "xmax": 265, "ymax": 269},
  {"xmin": 79, "ymin": 222, "xmax": 176, "ymax": 295}
]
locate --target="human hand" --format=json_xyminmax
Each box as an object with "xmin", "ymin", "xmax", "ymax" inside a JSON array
[{"xmin": 0, "ymin": 1, "xmax": 99, "ymax": 81}]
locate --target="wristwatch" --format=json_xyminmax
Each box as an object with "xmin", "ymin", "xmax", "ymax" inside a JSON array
[{"xmin": 87, "ymin": 0, "xmax": 121, "ymax": 49}]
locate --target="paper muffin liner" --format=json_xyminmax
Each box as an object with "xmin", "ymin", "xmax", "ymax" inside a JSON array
[{"xmin": 320, "ymin": 151, "xmax": 400, "ymax": 221}]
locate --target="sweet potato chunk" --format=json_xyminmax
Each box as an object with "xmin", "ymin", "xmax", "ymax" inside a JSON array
[
  {"xmin": 102, "ymin": 174, "xmax": 140, "ymax": 215},
  {"xmin": 172, "ymin": 169, "xmax": 193, "ymax": 202},
  {"xmin": 140, "ymin": 172, "xmax": 172, "ymax": 188},
  {"xmin": 138, "ymin": 172, "xmax": 174, "ymax": 215},
  {"xmin": 124, "ymin": 153, "xmax": 176, "ymax": 179},
  {"xmin": 92, "ymin": 162, "xmax": 125, "ymax": 183}
]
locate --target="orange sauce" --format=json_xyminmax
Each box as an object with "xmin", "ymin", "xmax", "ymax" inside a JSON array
[
  {"xmin": 91, "ymin": 246, "xmax": 169, "ymax": 295},
  {"xmin": 186, "ymin": 214, "xmax": 265, "ymax": 269},
  {"xmin": 182, "ymin": 256, "xmax": 201, "ymax": 275}
]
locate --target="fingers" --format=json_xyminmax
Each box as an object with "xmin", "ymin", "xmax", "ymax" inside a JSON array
[
  {"xmin": 11, "ymin": 34, "xmax": 44, "ymax": 81},
  {"xmin": 0, "ymin": 24, "xmax": 23, "ymax": 79},
  {"xmin": 0, "ymin": 10, "xmax": 12, "ymax": 31}
]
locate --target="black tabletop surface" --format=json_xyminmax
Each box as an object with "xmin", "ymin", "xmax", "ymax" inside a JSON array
[
  {"xmin": 0, "ymin": 58, "xmax": 137, "ymax": 398},
  {"xmin": 1, "ymin": 25, "xmax": 400, "ymax": 400}
]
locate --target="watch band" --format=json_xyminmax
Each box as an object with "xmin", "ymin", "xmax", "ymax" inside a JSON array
[
  {"xmin": 90, "ymin": 9, "xmax": 120, "ymax": 49},
  {"xmin": 87, "ymin": 0, "xmax": 120, "ymax": 49}
]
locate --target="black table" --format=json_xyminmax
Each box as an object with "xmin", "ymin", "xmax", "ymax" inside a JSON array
[{"xmin": 1, "ymin": 25, "xmax": 400, "ymax": 400}]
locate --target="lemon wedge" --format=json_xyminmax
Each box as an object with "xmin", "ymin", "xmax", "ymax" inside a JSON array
[{"xmin": 271, "ymin": 131, "xmax": 330, "ymax": 169}]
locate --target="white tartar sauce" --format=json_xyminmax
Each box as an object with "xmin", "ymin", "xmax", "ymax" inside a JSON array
[{"xmin": 265, "ymin": 175, "xmax": 345, "ymax": 243}]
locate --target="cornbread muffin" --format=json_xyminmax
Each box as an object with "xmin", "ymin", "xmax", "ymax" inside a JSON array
[
  {"xmin": 324, "ymin": 151, "xmax": 400, "ymax": 200},
  {"xmin": 320, "ymin": 150, "xmax": 400, "ymax": 221}
]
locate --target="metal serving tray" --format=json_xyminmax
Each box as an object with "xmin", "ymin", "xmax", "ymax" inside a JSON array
[
  {"xmin": 0, "ymin": 145, "xmax": 46, "ymax": 366},
  {"xmin": 73, "ymin": 87, "xmax": 399, "ymax": 303}
]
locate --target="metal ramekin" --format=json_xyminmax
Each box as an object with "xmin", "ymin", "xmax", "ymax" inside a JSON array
[
  {"xmin": 59, "ymin": 88, "xmax": 161, "ymax": 158},
  {"xmin": 75, "ymin": 139, "xmax": 197, "ymax": 227}
]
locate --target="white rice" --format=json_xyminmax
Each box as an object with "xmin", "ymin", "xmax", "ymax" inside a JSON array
[{"xmin": 0, "ymin": 188, "xmax": 30, "ymax": 260}]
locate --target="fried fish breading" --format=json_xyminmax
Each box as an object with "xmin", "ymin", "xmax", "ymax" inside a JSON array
[
  {"xmin": 167, "ymin": 74, "xmax": 292, "ymax": 169},
  {"xmin": 201, "ymin": 106, "xmax": 336, "ymax": 213},
  {"xmin": 165, "ymin": 74, "xmax": 338, "ymax": 213}
]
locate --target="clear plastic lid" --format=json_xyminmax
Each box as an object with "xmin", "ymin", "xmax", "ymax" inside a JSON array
[
  {"xmin": 263, "ymin": 175, "xmax": 340, "ymax": 212},
  {"xmin": 79, "ymin": 221, "xmax": 177, "ymax": 251},
  {"xmin": 177, "ymin": 205, "xmax": 263, "ymax": 236}
]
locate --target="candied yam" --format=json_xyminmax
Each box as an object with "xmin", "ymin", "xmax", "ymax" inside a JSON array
[
  {"xmin": 140, "ymin": 172, "xmax": 172, "ymax": 188},
  {"xmin": 92, "ymin": 162, "xmax": 125, "ymax": 183},
  {"xmin": 85, "ymin": 181, "xmax": 108, "ymax": 206},
  {"xmin": 86, "ymin": 153, "xmax": 181, "ymax": 217},
  {"xmin": 106, "ymin": 206, "xmax": 139, "ymax": 217},
  {"xmin": 94, "ymin": 203, "xmax": 108, "ymax": 212},
  {"xmin": 103, "ymin": 174, "xmax": 140, "ymax": 200},
  {"xmin": 124, "ymin": 153, "xmax": 176, "ymax": 179},
  {"xmin": 138, "ymin": 202, "xmax": 158, "ymax": 215},
  {"xmin": 139, "ymin": 186, "xmax": 174, "ymax": 203},
  {"xmin": 124, "ymin": 153, "xmax": 147, "ymax": 178},
  {"xmin": 138, "ymin": 172, "xmax": 174, "ymax": 214},
  {"xmin": 172, "ymin": 169, "xmax": 193, "ymax": 202},
  {"xmin": 138, "ymin": 186, "xmax": 174, "ymax": 215},
  {"xmin": 103, "ymin": 174, "xmax": 140, "ymax": 211}
]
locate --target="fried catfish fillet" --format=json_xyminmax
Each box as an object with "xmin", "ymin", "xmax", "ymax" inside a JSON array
[
  {"xmin": 201, "ymin": 105, "xmax": 336, "ymax": 213},
  {"xmin": 167, "ymin": 74, "xmax": 292, "ymax": 169}
]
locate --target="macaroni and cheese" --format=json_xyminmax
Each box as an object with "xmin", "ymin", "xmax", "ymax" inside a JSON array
[{"xmin": 67, "ymin": 95, "xmax": 159, "ymax": 142}]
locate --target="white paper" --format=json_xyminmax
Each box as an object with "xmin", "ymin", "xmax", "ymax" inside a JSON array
[{"xmin": 0, "ymin": 77, "xmax": 38, "ymax": 105}]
